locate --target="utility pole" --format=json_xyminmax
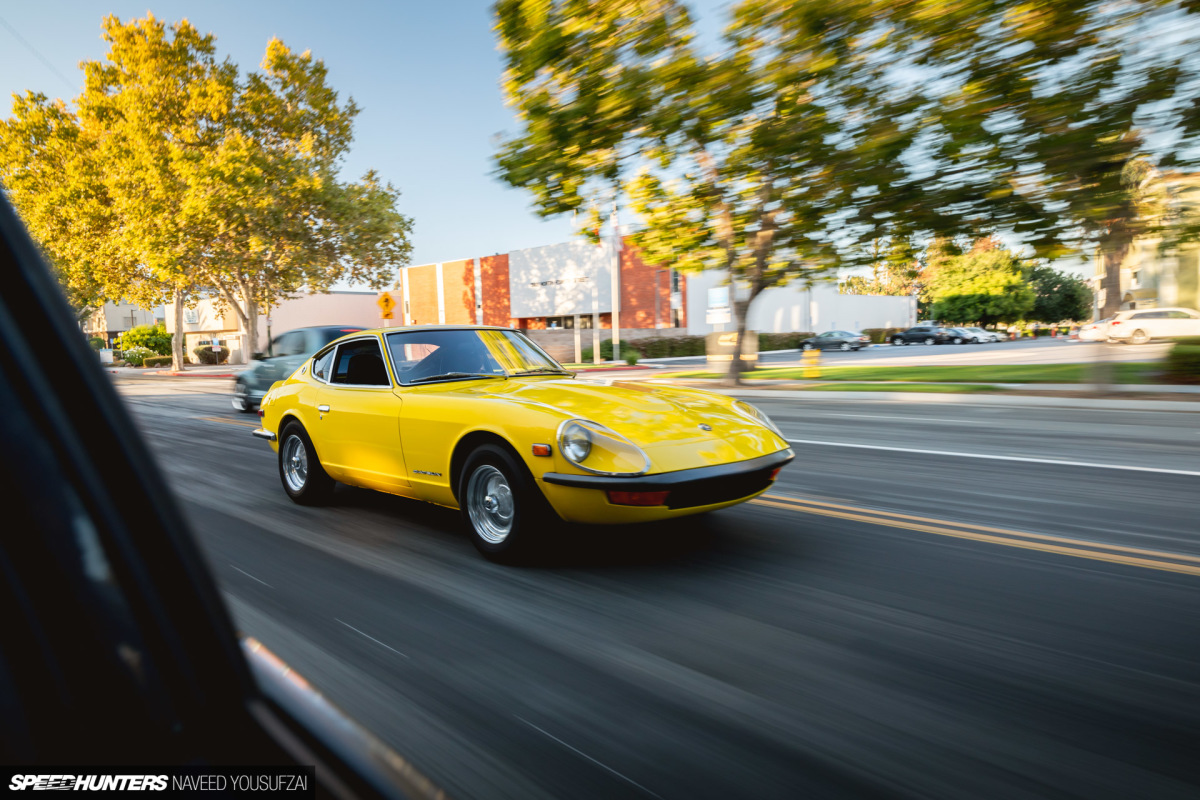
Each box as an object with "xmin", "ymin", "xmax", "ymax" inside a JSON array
[{"xmin": 610, "ymin": 200, "xmax": 620, "ymax": 362}]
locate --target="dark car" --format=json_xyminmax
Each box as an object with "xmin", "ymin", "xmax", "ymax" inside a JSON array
[
  {"xmin": 890, "ymin": 325, "xmax": 952, "ymax": 346},
  {"xmin": 800, "ymin": 330, "xmax": 871, "ymax": 351},
  {"xmin": 0, "ymin": 195, "xmax": 441, "ymax": 794},
  {"xmin": 944, "ymin": 327, "xmax": 973, "ymax": 344},
  {"xmin": 232, "ymin": 325, "xmax": 365, "ymax": 412}
]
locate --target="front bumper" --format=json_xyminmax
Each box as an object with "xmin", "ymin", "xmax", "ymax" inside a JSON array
[{"xmin": 542, "ymin": 448, "xmax": 794, "ymax": 511}]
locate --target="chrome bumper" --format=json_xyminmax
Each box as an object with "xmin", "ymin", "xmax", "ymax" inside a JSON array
[{"xmin": 251, "ymin": 428, "xmax": 276, "ymax": 442}]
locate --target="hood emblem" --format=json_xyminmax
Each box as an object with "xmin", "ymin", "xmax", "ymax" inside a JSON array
[{"xmin": 699, "ymin": 424, "xmax": 712, "ymax": 432}]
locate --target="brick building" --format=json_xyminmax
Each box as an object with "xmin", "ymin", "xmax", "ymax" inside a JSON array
[{"xmin": 395, "ymin": 236, "xmax": 685, "ymax": 333}]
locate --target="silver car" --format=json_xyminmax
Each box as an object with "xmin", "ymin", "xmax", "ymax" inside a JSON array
[{"xmin": 232, "ymin": 325, "xmax": 365, "ymax": 412}]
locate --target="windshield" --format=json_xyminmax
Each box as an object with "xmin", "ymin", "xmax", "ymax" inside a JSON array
[{"xmin": 385, "ymin": 328, "xmax": 565, "ymax": 385}]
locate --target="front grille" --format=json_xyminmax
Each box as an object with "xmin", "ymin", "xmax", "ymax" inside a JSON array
[{"xmin": 666, "ymin": 467, "xmax": 775, "ymax": 509}]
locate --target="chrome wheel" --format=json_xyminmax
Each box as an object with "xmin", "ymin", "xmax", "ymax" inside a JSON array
[
  {"xmin": 839, "ymin": 342, "xmax": 851, "ymax": 351},
  {"xmin": 282, "ymin": 435, "xmax": 308, "ymax": 492},
  {"xmin": 466, "ymin": 465, "xmax": 514, "ymax": 544},
  {"xmin": 231, "ymin": 382, "xmax": 250, "ymax": 412},
  {"xmin": 924, "ymin": 337, "xmax": 935, "ymax": 345}
]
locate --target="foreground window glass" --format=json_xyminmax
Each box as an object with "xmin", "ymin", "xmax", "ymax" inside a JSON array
[{"xmin": 384, "ymin": 329, "xmax": 565, "ymax": 385}]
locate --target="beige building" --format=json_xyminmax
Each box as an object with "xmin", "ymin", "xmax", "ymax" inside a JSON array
[
  {"xmin": 82, "ymin": 301, "xmax": 164, "ymax": 346},
  {"xmin": 1095, "ymin": 174, "xmax": 1200, "ymax": 316},
  {"xmin": 165, "ymin": 290, "xmax": 387, "ymax": 364}
]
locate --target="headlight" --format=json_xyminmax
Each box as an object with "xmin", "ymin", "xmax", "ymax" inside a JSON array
[
  {"xmin": 733, "ymin": 400, "xmax": 785, "ymax": 438},
  {"xmin": 556, "ymin": 419, "xmax": 650, "ymax": 476}
]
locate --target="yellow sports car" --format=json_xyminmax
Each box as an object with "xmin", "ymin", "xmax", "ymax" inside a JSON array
[{"xmin": 252, "ymin": 326, "xmax": 793, "ymax": 559}]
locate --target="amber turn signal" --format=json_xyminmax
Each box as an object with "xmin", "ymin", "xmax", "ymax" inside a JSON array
[
  {"xmin": 532, "ymin": 443, "xmax": 552, "ymax": 457},
  {"xmin": 607, "ymin": 490, "xmax": 670, "ymax": 506}
]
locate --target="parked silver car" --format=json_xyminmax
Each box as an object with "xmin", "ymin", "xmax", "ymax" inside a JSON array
[{"xmin": 232, "ymin": 325, "xmax": 365, "ymax": 412}]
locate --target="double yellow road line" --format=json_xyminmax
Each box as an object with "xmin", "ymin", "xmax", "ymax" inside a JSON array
[
  {"xmin": 752, "ymin": 494, "xmax": 1200, "ymax": 577},
  {"xmin": 196, "ymin": 415, "xmax": 259, "ymax": 429}
]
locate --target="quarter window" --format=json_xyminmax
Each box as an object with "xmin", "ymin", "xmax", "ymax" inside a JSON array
[
  {"xmin": 312, "ymin": 348, "xmax": 335, "ymax": 382},
  {"xmin": 330, "ymin": 339, "xmax": 390, "ymax": 386}
]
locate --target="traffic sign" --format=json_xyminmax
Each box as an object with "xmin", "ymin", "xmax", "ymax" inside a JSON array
[
  {"xmin": 380, "ymin": 309, "xmax": 394, "ymax": 320},
  {"xmin": 377, "ymin": 292, "xmax": 396, "ymax": 314}
]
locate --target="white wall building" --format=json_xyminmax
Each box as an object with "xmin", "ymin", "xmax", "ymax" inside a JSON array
[{"xmin": 685, "ymin": 270, "xmax": 917, "ymax": 336}]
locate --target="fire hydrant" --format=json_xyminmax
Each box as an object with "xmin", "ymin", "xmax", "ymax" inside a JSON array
[{"xmin": 801, "ymin": 347, "xmax": 821, "ymax": 379}]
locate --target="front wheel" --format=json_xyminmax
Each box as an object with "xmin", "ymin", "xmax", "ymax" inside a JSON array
[
  {"xmin": 839, "ymin": 342, "xmax": 851, "ymax": 351},
  {"xmin": 801, "ymin": 342, "xmax": 814, "ymax": 351},
  {"xmin": 923, "ymin": 337, "xmax": 935, "ymax": 345},
  {"xmin": 231, "ymin": 379, "xmax": 254, "ymax": 413},
  {"xmin": 459, "ymin": 444, "xmax": 548, "ymax": 561},
  {"xmin": 278, "ymin": 422, "xmax": 336, "ymax": 505},
  {"xmin": 891, "ymin": 337, "xmax": 905, "ymax": 346},
  {"xmin": 954, "ymin": 337, "xmax": 964, "ymax": 344}
]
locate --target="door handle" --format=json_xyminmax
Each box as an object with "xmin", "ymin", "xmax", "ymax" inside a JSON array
[{"xmin": 318, "ymin": 404, "xmax": 330, "ymax": 412}]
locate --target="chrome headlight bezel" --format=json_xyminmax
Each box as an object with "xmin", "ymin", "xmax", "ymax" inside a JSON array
[
  {"xmin": 733, "ymin": 400, "xmax": 785, "ymax": 438},
  {"xmin": 555, "ymin": 418, "xmax": 651, "ymax": 477}
]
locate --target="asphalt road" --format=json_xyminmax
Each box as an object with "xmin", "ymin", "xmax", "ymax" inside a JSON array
[
  {"xmin": 648, "ymin": 336, "xmax": 1171, "ymax": 369},
  {"xmin": 115, "ymin": 377, "xmax": 1200, "ymax": 799}
]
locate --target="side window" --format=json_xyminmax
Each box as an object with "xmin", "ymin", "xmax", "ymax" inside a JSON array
[
  {"xmin": 331, "ymin": 339, "xmax": 390, "ymax": 386},
  {"xmin": 312, "ymin": 347, "xmax": 335, "ymax": 382}
]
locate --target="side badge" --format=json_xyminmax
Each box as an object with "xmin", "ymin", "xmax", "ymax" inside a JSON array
[{"xmin": 699, "ymin": 424, "xmax": 712, "ymax": 432}]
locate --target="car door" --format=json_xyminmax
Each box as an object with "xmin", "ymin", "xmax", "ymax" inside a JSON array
[
  {"xmin": 1163, "ymin": 309, "xmax": 1200, "ymax": 338},
  {"xmin": 315, "ymin": 336, "xmax": 410, "ymax": 493},
  {"xmin": 815, "ymin": 332, "xmax": 836, "ymax": 349}
]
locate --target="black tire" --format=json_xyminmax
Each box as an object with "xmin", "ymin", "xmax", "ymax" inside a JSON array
[
  {"xmin": 954, "ymin": 337, "xmax": 964, "ymax": 344},
  {"xmin": 839, "ymin": 342, "xmax": 851, "ymax": 351},
  {"xmin": 923, "ymin": 337, "xmax": 935, "ymax": 345},
  {"xmin": 278, "ymin": 422, "xmax": 336, "ymax": 506},
  {"xmin": 231, "ymin": 379, "xmax": 255, "ymax": 413},
  {"xmin": 458, "ymin": 443, "xmax": 549, "ymax": 562},
  {"xmin": 891, "ymin": 336, "xmax": 905, "ymax": 346},
  {"xmin": 801, "ymin": 342, "xmax": 814, "ymax": 351}
]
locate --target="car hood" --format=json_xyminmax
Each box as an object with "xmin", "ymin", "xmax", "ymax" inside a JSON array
[{"xmin": 471, "ymin": 377, "xmax": 789, "ymax": 472}]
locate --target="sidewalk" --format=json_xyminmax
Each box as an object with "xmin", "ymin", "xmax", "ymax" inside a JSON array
[{"xmin": 105, "ymin": 363, "xmax": 248, "ymax": 378}]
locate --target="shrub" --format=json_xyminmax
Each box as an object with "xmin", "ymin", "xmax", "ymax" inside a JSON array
[
  {"xmin": 143, "ymin": 355, "xmax": 173, "ymax": 368},
  {"xmin": 624, "ymin": 351, "xmax": 640, "ymax": 366},
  {"xmin": 122, "ymin": 346, "xmax": 155, "ymax": 367},
  {"xmin": 193, "ymin": 345, "xmax": 231, "ymax": 365},
  {"xmin": 758, "ymin": 332, "xmax": 815, "ymax": 351},
  {"xmin": 88, "ymin": 336, "xmax": 106, "ymax": 350},
  {"xmin": 117, "ymin": 323, "xmax": 171, "ymax": 355},
  {"xmin": 1035, "ymin": 328, "xmax": 1053, "ymax": 337},
  {"xmin": 1163, "ymin": 340, "xmax": 1200, "ymax": 384}
]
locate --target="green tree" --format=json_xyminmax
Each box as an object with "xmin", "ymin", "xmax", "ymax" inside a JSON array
[
  {"xmin": 1026, "ymin": 265, "xmax": 1093, "ymax": 323},
  {"xmin": 1, "ymin": 15, "xmax": 413, "ymax": 368},
  {"xmin": 928, "ymin": 248, "xmax": 1035, "ymax": 327},
  {"xmin": 494, "ymin": 0, "xmax": 849, "ymax": 383}
]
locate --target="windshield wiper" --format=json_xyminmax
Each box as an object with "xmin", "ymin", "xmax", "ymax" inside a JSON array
[
  {"xmin": 407, "ymin": 372, "xmax": 505, "ymax": 384},
  {"xmin": 511, "ymin": 367, "xmax": 572, "ymax": 376}
]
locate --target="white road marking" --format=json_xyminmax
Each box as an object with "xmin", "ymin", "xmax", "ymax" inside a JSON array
[
  {"xmin": 821, "ymin": 413, "xmax": 982, "ymax": 423},
  {"xmin": 785, "ymin": 438, "xmax": 1200, "ymax": 477},
  {"xmin": 335, "ymin": 618, "xmax": 410, "ymax": 659},
  {"xmin": 515, "ymin": 716, "xmax": 663, "ymax": 798},
  {"xmin": 230, "ymin": 565, "xmax": 272, "ymax": 588}
]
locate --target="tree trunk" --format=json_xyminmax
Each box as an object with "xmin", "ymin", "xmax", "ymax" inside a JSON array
[
  {"xmin": 237, "ymin": 281, "xmax": 259, "ymax": 364},
  {"xmin": 1099, "ymin": 224, "xmax": 1131, "ymax": 319},
  {"xmin": 171, "ymin": 287, "xmax": 186, "ymax": 371},
  {"xmin": 724, "ymin": 297, "xmax": 751, "ymax": 386}
]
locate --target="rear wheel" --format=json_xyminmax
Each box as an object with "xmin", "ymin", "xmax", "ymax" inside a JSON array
[
  {"xmin": 924, "ymin": 337, "xmax": 935, "ymax": 345},
  {"xmin": 278, "ymin": 422, "xmax": 335, "ymax": 505},
  {"xmin": 839, "ymin": 342, "xmax": 851, "ymax": 351},
  {"xmin": 891, "ymin": 336, "xmax": 905, "ymax": 346},
  {"xmin": 801, "ymin": 342, "xmax": 814, "ymax": 351},
  {"xmin": 1129, "ymin": 329, "xmax": 1150, "ymax": 345},
  {"xmin": 459, "ymin": 444, "xmax": 548, "ymax": 561}
]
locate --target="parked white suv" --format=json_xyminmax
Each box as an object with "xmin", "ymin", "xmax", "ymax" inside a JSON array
[{"xmin": 1107, "ymin": 307, "xmax": 1200, "ymax": 344}]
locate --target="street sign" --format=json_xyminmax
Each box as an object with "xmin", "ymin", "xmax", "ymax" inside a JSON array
[
  {"xmin": 377, "ymin": 292, "xmax": 396, "ymax": 315},
  {"xmin": 706, "ymin": 307, "xmax": 731, "ymax": 325},
  {"xmin": 707, "ymin": 286, "xmax": 730, "ymax": 309},
  {"xmin": 380, "ymin": 309, "xmax": 394, "ymax": 320}
]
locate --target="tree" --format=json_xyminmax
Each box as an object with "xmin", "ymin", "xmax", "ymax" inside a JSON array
[
  {"xmin": 116, "ymin": 323, "xmax": 172, "ymax": 356},
  {"xmin": 927, "ymin": 248, "xmax": 1035, "ymax": 327},
  {"xmin": 494, "ymin": 0, "xmax": 849, "ymax": 383},
  {"xmin": 2, "ymin": 15, "xmax": 413, "ymax": 368},
  {"xmin": 1026, "ymin": 265, "xmax": 1093, "ymax": 323}
]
